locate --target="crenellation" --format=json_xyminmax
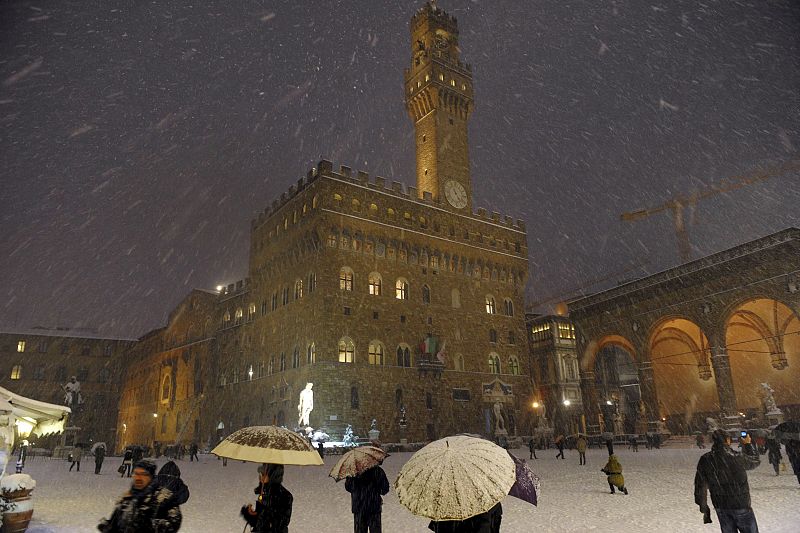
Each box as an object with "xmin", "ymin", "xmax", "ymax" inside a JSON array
[
  {"xmin": 297, "ymin": 177, "xmax": 305, "ymax": 190},
  {"xmin": 357, "ymin": 170, "xmax": 369, "ymax": 184},
  {"xmin": 375, "ymin": 176, "xmax": 385, "ymax": 189},
  {"xmin": 477, "ymin": 207, "xmax": 486, "ymax": 218},
  {"xmin": 517, "ymin": 219, "xmax": 525, "ymax": 231},
  {"xmin": 407, "ymin": 186, "xmax": 417, "ymax": 198},
  {"xmin": 491, "ymin": 211, "xmax": 500, "ymax": 223},
  {"xmin": 392, "ymin": 181, "xmax": 404, "ymax": 194},
  {"xmin": 504, "ymin": 215, "xmax": 513, "ymax": 225},
  {"xmin": 318, "ymin": 160, "xmax": 333, "ymax": 174},
  {"xmin": 288, "ymin": 185, "xmax": 296, "ymax": 196},
  {"xmin": 422, "ymin": 191, "xmax": 433, "ymax": 202},
  {"xmin": 340, "ymin": 165, "xmax": 352, "ymax": 178}
]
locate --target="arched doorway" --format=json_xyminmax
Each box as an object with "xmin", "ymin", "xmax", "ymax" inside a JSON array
[
  {"xmin": 725, "ymin": 298, "xmax": 800, "ymax": 417},
  {"xmin": 648, "ymin": 318, "xmax": 715, "ymax": 434},
  {"xmin": 594, "ymin": 343, "xmax": 640, "ymax": 435}
]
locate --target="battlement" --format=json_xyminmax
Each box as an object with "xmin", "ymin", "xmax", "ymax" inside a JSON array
[
  {"xmin": 219, "ymin": 277, "xmax": 251, "ymax": 300},
  {"xmin": 411, "ymin": 2, "xmax": 459, "ymax": 35}
]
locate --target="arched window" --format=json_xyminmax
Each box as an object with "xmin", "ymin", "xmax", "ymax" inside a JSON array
[
  {"xmin": 279, "ymin": 353, "xmax": 286, "ymax": 372},
  {"xmin": 454, "ymin": 354, "xmax": 465, "ymax": 371},
  {"xmin": 508, "ymin": 356, "xmax": 520, "ymax": 375},
  {"xmin": 504, "ymin": 298, "xmax": 514, "ymax": 316},
  {"xmin": 328, "ymin": 234, "xmax": 337, "ymax": 247},
  {"xmin": 485, "ymin": 296, "xmax": 496, "ymax": 314},
  {"xmin": 451, "ymin": 288, "xmax": 461, "ymax": 308},
  {"xmin": 488, "ymin": 354, "xmax": 501, "ymax": 374},
  {"xmin": 248, "ymin": 303, "xmax": 256, "ymax": 319},
  {"xmin": 369, "ymin": 203, "xmax": 378, "ymax": 216},
  {"xmin": 292, "ymin": 347, "xmax": 300, "ymax": 368},
  {"xmin": 339, "ymin": 267, "xmax": 354, "ymax": 291},
  {"xmin": 257, "ymin": 361, "xmax": 265, "ymax": 378},
  {"xmin": 333, "ymin": 193, "xmax": 342, "ymax": 203},
  {"xmin": 368, "ymin": 342, "xmax": 384, "ymax": 365},
  {"xmin": 368, "ymin": 272, "xmax": 382, "ymax": 296},
  {"xmin": 422, "ymin": 285, "xmax": 431, "ymax": 304},
  {"xmin": 312, "ymin": 194, "xmax": 319, "ymax": 209},
  {"xmin": 352, "ymin": 199, "xmax": 361, "ymax": 212},
  {"xmin": 308, "ymin": 272, "xmax": 317, "ymax": 292},
  {"xmin": 307, "ymin": 343, "xmax": 316, "ymax": 364},
  {"xmin": 223, "ymin": 310, "xmax": 231, "ymax": 325},
  {"xmin": 338, "ymin": 338, "xmax": 355, "ymax": 363},
  {"xmin": 294, "ymin": 279, "xmax": 304, "ymax": 299},
  {"xmin": 387, "ymin": 208, "xmax": 396, "ymax": 219},
  {"xmin": 395, "ymin": 278, "xmax": 409, "ymax": 300},
  {"xmin": 351, "ymin": 386, "xmax": 360, "ymax": 409},
  {"xmin": 489, "ymin": 329, "xmax": 497, "ymax": 343},
  {"xmin": 161, "ymin": 374, "xmax": 172, "ymax": 402},
  {"xmin": 396, "ymin": 344, "xmax": 412, "ymax": 367},
  {"xmin": 10, "ymin": 365, "xmax": 22, "ymax": 380},
  {"xmin": 235, "ymin": 308, "xmax": 244, "ymax": 324},
  {"xmin": 395, "ymin": 388, "xmax": 403, "ymax": 408}
]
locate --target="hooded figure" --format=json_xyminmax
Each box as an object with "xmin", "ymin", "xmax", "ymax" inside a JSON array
[
  {"xmin": 156, "ymin": 461, "xmax": 190, "ymax": 505},
  {"xmin": 241, "ymin": 463, "xmax": 293, "ymax": 533},
  {"xmin": 783, "ymin": 438, "xmax": 800, "ymax": 485},
  {"xmin": 601, "ymin": 454, "xmax": 628, "ymax": 495},
  {"xmin": 694, "ymin": 429, "xmax": 760, "ymax": 531}
]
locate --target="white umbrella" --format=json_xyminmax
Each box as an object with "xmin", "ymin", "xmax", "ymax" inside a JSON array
[
  {"xmin": 395, "ymin": 435, "xmax": 515, "ymax": 521},
  {"xmin": 211, "ymin": 426, "xmax": 323, "ymax": 465},
  {"xmin": 90, "ymin": 442, "xmax": 107, "ymax": 454}
]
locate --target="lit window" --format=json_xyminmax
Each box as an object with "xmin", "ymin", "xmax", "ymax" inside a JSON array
[
  {"xmin": 17, "ymin": 341, "xmax": 25, "ymax": 353},
  {"xmin": 328, "ymin": 234, "xmax": 337, "ymax": 247},
  {"xmin": 439, "ymin": 73, "xmax": 444, "ymax": 81},
  {"xmin": 558, "ymin": 323, "xmax": 575, "ymax": 340},
  {"xmin": 387, "ymin": 208, "xmax": 396, "ymax": 219},
  {"xmin": 395, "ymin": 279, "xmax": 409, "ymax": 300},
  {"xmin": 404, "ymin": 212, "xmax": 412, "ymax": 223},
  {"xmin": 248, "ymin": 303, "xmax": 256, "ymax": 319},
  {"xmin": 334, "ymin": 193, "xmax": 342, "ymax": 203},
  {"xmin": 488, "ymin": 354, "xmax": 501, "ymax": 374},
  {"xmin": 450, "ymin": 79, "xmax": 455, "ymax": 87},
  {"xmin": 223, "ymin": 311, "xmax": 231, "ymax": 324},
  {"xmin": 508, "ymin": 357, "xmax": 520, "ymax": 375},
  {"xmin": 425, "ymin": 73, "xmax": 430, "ymax": 82},
  {"xmin": 235, "ymin": 308, "xmax": 243, "ymax": 324},
  {"xmin": 368, "ymin": 342, "xmax": 384, "ymax": 365},
  {"xmin": 340, "ymin": 268, "xmax": 354, "ymax": 291},
  {"xmin": 307, "ymin": 343, "xmax": 316, "ymax": 364},
  {"xmin": 352, "ymin": 199, "xmax": 361, "ymax": 212},
  {"xmin": 338, "ymin": 338, "xmax": 355, "ymax": 363},
  {"xmin": 368, "ymin": 272, "xmax": 382, "ymax": 295},
  {"xmin": 161, "ymin": 375, "xmax": 171, "ymax": 402},
  {"xmin": 312, "ymin": 195, "xmax": 319, "ymax": 209},
  {"xmin": 485, "ymin": 296, "xmax": 496, "ymax": 314},
  {"xmin": 430, "ymin": 256, "xmax": 439, "ymax": 269},
  {"xmin": 10, "ymin": 365, "xmax": 22, "ymax": 380},
  {"xmin": 369, "ymin": 203, "xmax": 378, "ymax": 215},
  {"xmin": 294, "ymin": 279, "xmax": 304, "ymax": 299}
]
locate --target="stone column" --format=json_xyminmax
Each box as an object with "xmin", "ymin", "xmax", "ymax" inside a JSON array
[
  {"xmin": 710, "ymin": 345, "xmax": 738, "ymax": 421},
  {"xmin": 579, "ymin": 372, "xmax": 601, "ymax": 435},
  {"xmin": 638, "ymin": 360, "xmax": 660, "ymax": 432}
]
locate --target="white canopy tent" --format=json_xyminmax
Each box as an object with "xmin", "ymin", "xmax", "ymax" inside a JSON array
[{"xmin": 0, "ymin": 386, "xmax": 71, "ymax": 477}]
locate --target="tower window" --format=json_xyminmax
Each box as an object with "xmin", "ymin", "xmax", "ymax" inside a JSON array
[
  {"xmin": 450, "ymin": 79, "xmax": 455, "ymax": 87},
  {"xmin": 439, "ymin": 73, "xmax": 444, "ymax": 81},
  {"xmin": 425, "ymin": 74, "xmax": 430, "ymax": 82},
  {"xmin": 422, "ymin": 135, "xmax": 426, "ymax": 143}
]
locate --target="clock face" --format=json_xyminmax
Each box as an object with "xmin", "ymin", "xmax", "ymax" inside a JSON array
[
  {"xmin": 444, "ymin": 180, "xmax": 467, "ymax": 209},
  {"xmin": 435, "ymin": 36, "xmax": 448, "ymax": 50}
]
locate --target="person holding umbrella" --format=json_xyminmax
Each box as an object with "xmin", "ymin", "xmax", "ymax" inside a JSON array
[
  {"xmin": 241, "ymin": 463, "xmax": 293, "ymax": 533},
  {"xmin": 345, "ymin": 461, "xmax": 389, "ymax": 533},
  {"xmin": 93, "ymin": 442, "xmax": 106, "ymax": 474}
]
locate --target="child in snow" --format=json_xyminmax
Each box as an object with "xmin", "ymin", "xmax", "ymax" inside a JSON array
[{"xmin": 601, "ymin": 454, "xmax": 628, "ymax": 495}]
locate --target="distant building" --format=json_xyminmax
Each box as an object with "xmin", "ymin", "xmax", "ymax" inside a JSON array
[
  {"xmin": 0, "ymin": 328, "xmax": 135, "ymax": 446},
  {"xmin": 525, "ymin": 314, "xmax": 582, "ymax": 436}
]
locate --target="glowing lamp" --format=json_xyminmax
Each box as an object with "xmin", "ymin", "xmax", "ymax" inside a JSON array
[
  {"xmin": 15, "ymin": 417, "xmax": 35, "ymax": 438},
  {"xmin": 532, "ymin": 401, "xmax": 539, "ymax": 409},
  {"xmin": 563, "ymin": 400, "xmax": 571, "ymax": 406}
]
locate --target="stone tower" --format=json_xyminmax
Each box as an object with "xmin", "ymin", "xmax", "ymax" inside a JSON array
[{"xmin": 405, "ymin": 2, "xmax": 474, "ymax": 213}]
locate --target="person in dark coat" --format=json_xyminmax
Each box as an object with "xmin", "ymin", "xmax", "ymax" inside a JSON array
[
  {"xmin": 155, "ymin": 461, "xmax": 190, "ymax": 505},
  {"xmin": 345, "ymin": 464, "xmax": 390, "ymax": 533},
  {"xmin": 694, "ymin": 429, "xmax": 760, "ymax": 531},
  {"xmin": 132, "ymin": 446, "xmax": 144, "ymax": 464},
  {"xmin": 785, "ymin": 438, "xmax": 800, "ymax": 486},
  {"xmin": 428, "ymin": 502, "xmax": 502, "ymax": 533},
  {"xmin": 528, "ymin": 437, "xmax": 537, "ymax": 459},
  {"xmin": 69, "ymin": 444, "xmax": 83, "ymax": 472},
  {"xmin": 120, "ymin": 448, "xmax": 134, "ymax": 478},
  {"xmin": 98, "ymin": 459, "xmax": 182, "ymax": 533},
  {"xmin": 241, "ymin": 463, "xmax": 293, "ymax": 533},
  {"xmin": 189, "ymin": 442, "xmax": 199, "ymax": 462},
  {"xmin": 765, "ymin": 437, "xmax": 782, "ymax": 476},
  {"xmin": 317, "ymin": 441, "xmax": 325, "ymax": 459},
  {"xmin": 94, "ymin": 444, "xmax": 106, "ymax": 475}
]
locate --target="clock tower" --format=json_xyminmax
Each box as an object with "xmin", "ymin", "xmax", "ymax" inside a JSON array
[{"xmin": 405, "ymin": 2, "xmax": 474, "ymax": 212}]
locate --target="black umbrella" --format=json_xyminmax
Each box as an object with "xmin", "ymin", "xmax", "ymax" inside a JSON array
[{"xmin": 773, "ymin": 421, "xmax": 800, "ymax": 441}]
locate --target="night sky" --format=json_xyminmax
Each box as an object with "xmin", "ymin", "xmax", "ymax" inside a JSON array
[{"xmin": 1, "ymin": 0, "xmax": 798, "ymax": 337}]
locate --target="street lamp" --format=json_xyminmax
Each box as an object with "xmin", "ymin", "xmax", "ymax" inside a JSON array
[{"xmin": 563, "ymin": 399, "xmax": 571, "ymax": 406}]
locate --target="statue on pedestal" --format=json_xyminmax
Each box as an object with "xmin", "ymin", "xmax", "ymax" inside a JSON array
[
  {"xmin": 760, "ymin": 382, "xmax": 781, "ymax": 414},
  {"xmin": 493, "ymin": 402, "xmax": 507, "ymax": 435},
  {"xmin": 297, "ymin": 382, "xmax": 314, "ymax": 427},
  {"xmin": 62, "ymin": 376, "xmax": 83, "ymax": 410}
]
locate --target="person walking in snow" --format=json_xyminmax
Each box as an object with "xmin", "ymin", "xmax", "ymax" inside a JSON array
[
  {"xmin": 69, "ymin": 443, "xmax": 83, "ymax": 472},
  {"xmin": 576, "ymin": 434, "xmax": 588, "ymax": 465},
  {"xmin": 555, "ymin": 434, "xmax": 565, "ymax": 460},
  {"xmin": 94, "ymin": 443, "xmax": 106, "ymax": 475},
  {"xmin": 601, "ymin": 453, "xmax": 628, "ymax": 495},
  {"xmin": 696, "ymin": 433, "xmax": 706, "ymax": 449},
  {"xmin": 345, "ymin": 463, "xmax": 390, "ymax": 533},
  {"xmin": 528, "ymin": 437, "xmax": 537, "ymax": 459},
  {"xmin": 241, "ymin": 463, "xmax": 293, "ymax": 533},
  {"xmin": 189, "ymin": 442, "xmax": 199, "ymax": 462},
  {"xmin": 120, "ymin": 447, "xmax": 134, "ymax": 478},
  {"xmin": 694, "ymin": 429, "xmax": 760, "ymax": 531},
  {"xmin": 785, "ymin": 438, "xmax": 800, "ymax": 486},
  {"xmin": 98, "ymin": 459, "xmax": 182, "ymax": 533},
  {"xmin": 765, "ymin": 436, "xmax": 782, "ymax": 476},
  {"xmin": 155, "ymin": 461, "xmax": 190, "ymax": 505},
  {"xmin": 429, "ymin": 502, "xmax": 502, "ymax": 533}
]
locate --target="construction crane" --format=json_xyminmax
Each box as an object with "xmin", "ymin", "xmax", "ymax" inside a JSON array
[{"xmin": 621, "ymin": 159, "xmax": 800, "ymax": 263}]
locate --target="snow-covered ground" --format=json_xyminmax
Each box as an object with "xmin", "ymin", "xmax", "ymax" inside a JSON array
[{"xmin": 18, "ymin": 444, "xmax": 800, "ymax": 532}]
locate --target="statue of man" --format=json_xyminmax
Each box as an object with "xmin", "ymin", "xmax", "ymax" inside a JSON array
[
  {"xmin": 63, "ymin": 376, "xmax": 82, "ymax": 408},
  {"xmin": 493, "ymin": 402, "xmax": 506, "ymax": 433},
  {"xmin": 761, "ymin": 382, "xmax": 779, "ymax": 413},
  {"xmin": 297, "ymin": 383, "xmax": 314, "ymax": 427}
]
